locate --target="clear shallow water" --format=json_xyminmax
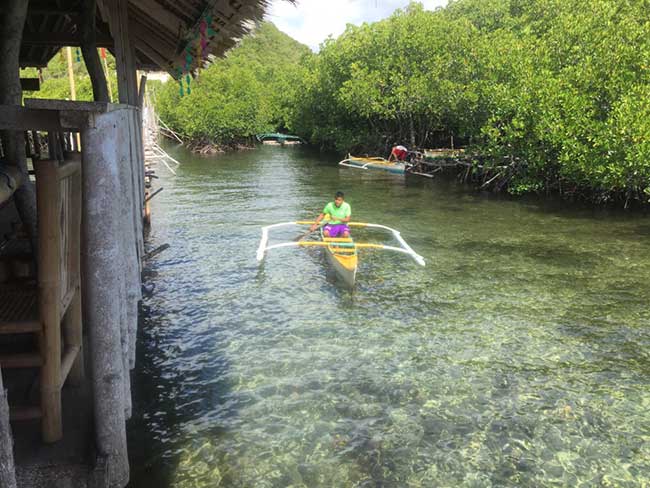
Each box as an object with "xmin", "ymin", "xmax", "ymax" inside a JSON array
[{"xmin": 128, "ymin": 145, "xmax": 650, "ymax": 487}]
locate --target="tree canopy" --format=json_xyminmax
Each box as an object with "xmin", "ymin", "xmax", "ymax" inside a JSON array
[
  {"xmin": 155, "ymin": 22, "xmax": 311, "ymax": 147},
  {"xmin": 155, "ymin": 2, "xmax": 650, "ymax": 204},
  {"xmin": 287, "ymin": 0, "xmax": 650, "ymax": 203}
]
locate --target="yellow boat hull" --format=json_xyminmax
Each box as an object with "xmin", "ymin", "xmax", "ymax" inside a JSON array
[{"xmin": 321, "ymin": 231, "xmax": 357, "ymax": 287}]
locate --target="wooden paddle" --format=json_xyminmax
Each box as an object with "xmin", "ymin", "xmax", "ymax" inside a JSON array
[
  {"xmin": 294, "ymin": 216, "xmax": 330, "ymax": 241},
  {"xmin": 294, "ymin": 224, "xmax": 321, "ymax": 241}
]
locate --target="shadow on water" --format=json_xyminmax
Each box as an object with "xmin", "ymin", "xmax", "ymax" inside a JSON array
[
  {"xmin": 128, "ymin": 247, "xmax": 236, "ymax": 487},
  {"xmin": 455, "ymin": 240, "xmax": 601, "ymax": 270}
]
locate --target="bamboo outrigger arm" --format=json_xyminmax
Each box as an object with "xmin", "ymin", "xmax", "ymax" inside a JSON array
[{"xmin": 256, "ymin": 221, "xmax": 426, "ymax": 266}]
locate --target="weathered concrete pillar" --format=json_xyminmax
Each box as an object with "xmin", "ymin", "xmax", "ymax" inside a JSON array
[
  {"xmin": 81, "ymin": 109, "xmax": 129, "ymax": 488},
  {"xmin": 117, "ymin": 109, "xmax": 140, "ymax": 376},
  {"xmin": 0, "ymin": 371, "xmax": 17, "ymax": 488}
]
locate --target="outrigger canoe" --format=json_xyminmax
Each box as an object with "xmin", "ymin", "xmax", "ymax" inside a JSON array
[
  {"xmin": 338, "ymin": 154, "xmax": 408, "ymax": 175},
  {"xmin": 320, "ymin": 228, "xmax": 358, "ymax": 287},
  {"xmin": 256, "ymin": 221, "xmax": 425, "ymax": 287}
]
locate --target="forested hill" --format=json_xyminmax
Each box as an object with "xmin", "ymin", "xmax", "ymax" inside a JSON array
[{"xmin": 155, "ymin": 22, "xmax": 311, "ymax": 149}]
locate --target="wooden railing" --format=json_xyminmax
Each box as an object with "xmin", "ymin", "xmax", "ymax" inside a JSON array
[
  {"xmin": 0, "ymin": 155, "xmax": 84, "ymax": 442},
  {"xmin": 34, "ymin": 156, "xmax": 84, "ymax": 441}
]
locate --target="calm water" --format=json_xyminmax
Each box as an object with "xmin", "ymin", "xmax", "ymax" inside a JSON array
[{"xmin": 128, "ymin": 145, "xmax": 650, "ymax": 487}]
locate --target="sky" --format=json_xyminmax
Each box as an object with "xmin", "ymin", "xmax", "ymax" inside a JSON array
[{"xmin": 266, "ymin": 0, "xmax": 450, "ymax": 51}]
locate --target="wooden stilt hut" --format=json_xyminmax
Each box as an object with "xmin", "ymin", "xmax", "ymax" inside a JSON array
[{"xmin": 0, "ymin": 1, "xmax": 284, "ymax": 486}]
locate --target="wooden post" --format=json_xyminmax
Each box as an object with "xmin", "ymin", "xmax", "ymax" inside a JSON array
[
  {"xmin": 35, "ymin": 159, "xmax": 63, "ymax": 443},
  {"xmin": 108, "ymin": 0, "xmax": 138, "ymax": 106},
  {"xmin": 80, "ymin": 109, "xmax": 129, "ymax": 488},
  {"xmin": 81, "ymin": 0, "xmax": 110, "ymax": 103},
  {"xmin": 130, "ymin": 108, "xmax": 145, "ymax": 264},
  {"xmin": 106, "ymin": 0, "xmax": 141, "ymax": 383},
  {"xmin": 0, "ymin": 0, "xmax": 38, "ymax": 255},
  {"xmin": 114, "ymin": 111, "xmax": 135, "ymax": 416},
  {"xmin": 0, "ymin": 371, "xmax": 17, "ymax": 488}
]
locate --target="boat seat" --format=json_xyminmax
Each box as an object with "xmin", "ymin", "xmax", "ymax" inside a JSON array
[{"xmin": 324, "ymin": 237, "xmax": 353, "ymax": 242}]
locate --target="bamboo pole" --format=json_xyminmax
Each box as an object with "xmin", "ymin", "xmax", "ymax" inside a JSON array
[
  {"xmin": 35, "ymin": 159, "xmax": 63, "ymax": 443},
  {"xmin": 66, "ymin": 47, "xmax": 76, "ymax": 101},
  {"xmin": 65, "ymin": 47, "xmax": 82, "ymax": 150},
  {"xmin": 0, "ymin": 371, "xmax": 17, "ymax": 488},
  {"xmin": 80, "ymin": 109, "xmax": 129, "ymax": 488}
]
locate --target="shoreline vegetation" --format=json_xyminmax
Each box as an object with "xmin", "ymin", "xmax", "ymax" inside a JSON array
[{"xmin": 155, "ymin": 0, "xmax": 649, "ymax": 207}]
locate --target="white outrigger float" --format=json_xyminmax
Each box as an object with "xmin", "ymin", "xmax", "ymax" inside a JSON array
[{"xmin": 256, "ymin": 221, "xmax": 425, "ymax": 287}]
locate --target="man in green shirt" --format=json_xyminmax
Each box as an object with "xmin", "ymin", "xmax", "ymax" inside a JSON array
[{"xmin": 309, "ymin": 191, "xmax": 352, "ymax": 237}]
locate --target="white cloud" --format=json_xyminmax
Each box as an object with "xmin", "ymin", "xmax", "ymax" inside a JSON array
[{"xmin": 266, "ymin": 0, "xmax": 449, "ymax": 51}]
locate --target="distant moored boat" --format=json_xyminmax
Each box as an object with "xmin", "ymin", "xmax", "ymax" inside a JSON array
[{"xmin": 256, "ymin": 133, "xmax": 304, "ymax": 145}]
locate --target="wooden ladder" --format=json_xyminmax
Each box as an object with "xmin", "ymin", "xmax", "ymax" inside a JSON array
[{"xmin": 0, "ymin": 157, "xmax": 84, "ymax": 442}]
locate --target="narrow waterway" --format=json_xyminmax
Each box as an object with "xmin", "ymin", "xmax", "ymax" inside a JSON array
[{"xmin": 128, "ymin": 145, "xmax": 650, "ymax": 487}]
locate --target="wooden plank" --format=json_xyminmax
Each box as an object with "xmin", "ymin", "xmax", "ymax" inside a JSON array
[
  {"xmin": 20, "ymin": 78, "xmax": 40, "ymax": 91},
  {"xmin": 0, "ymin": 353, "xmax": 42, "ymax": 368},
  {"xmin": 129, "ymin": 0, "xmax": 186, "ymax": 34},
  {"xmin": 9, "ymin": 406, "xmax": 42, "ymax": 421},
  {"xmin": 24, "ymin": 98, "xmax": 112, "ymax": 112},
  {"xmin": 21, "ymin": 31, "xmax": 113, "ymax": 47},
  {"xmin": 132, "ymin": 33, "xmax": 173, "ymax": 73},
  {"xmin": 0, "ymin": 106, "xmax": 63, "ymax": 131},
  {"xmin": 0, "ymin": 321, "xmax": 40, "ymax": 335}
]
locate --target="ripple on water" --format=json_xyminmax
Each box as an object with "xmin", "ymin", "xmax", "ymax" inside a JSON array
[{"xmin": 128, "ymin": 146, "xmax": 650, "ymax": 488}]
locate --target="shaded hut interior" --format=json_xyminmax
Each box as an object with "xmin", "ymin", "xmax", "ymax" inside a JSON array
[{"xmin": 0, "ymin": 1, "xmax": 284, "ymax": 487}]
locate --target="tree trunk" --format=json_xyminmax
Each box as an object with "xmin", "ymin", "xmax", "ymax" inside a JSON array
[
  {"xmin": 408, "ymin": 113, "xmax": 416, "ymax": 148},
  {"xmin": 0, "ymin": 0, "xmax": 38, "ymax": 255}
]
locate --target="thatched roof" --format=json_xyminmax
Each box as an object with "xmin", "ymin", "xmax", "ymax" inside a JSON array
[{"xmin": 20, "ymin": 0, "xmax": 287, "ymax": 76}]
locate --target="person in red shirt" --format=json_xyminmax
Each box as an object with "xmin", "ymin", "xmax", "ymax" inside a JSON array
[{"xmin": 388, "ymin": 144, "xmax": 408, "ymax": 162}]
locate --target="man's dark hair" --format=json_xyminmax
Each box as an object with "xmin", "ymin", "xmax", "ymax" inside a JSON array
[{"xmin": 335, "ymin": 191, "xmax": 345, "ymax": 199}]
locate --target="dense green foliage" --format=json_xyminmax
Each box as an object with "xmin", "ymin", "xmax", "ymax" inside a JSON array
[
  {"xmin": 156, "ymin": 3, "xmax": 649, "ymax": 203},
  {"xmin": 155, "ymin": 23, "xmax": 310, "ymax": 147},
  {"xmin": 289, "ymin": 0, "xmax": 650, "ymax": 202}
]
